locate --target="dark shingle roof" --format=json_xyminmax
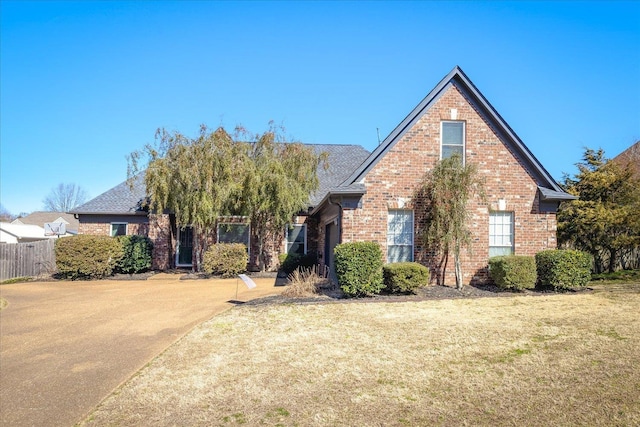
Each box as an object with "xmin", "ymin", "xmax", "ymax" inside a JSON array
[
  {"xmin": 70, "ymin": 174, "xmax": 147, "ymax": 215},
  {"xmin": 309, "ymin": 144, "xmax": 371, "ymax": 206},
  {"xmin": 71, "ymin": 144, "xmax": 370, "ymax": 215}
]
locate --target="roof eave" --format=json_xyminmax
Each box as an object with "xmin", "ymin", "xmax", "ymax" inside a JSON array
[
  {"xmin": 538, "ymin": 186, "xmax": 578, "ymax": 202},
  {"xmin": 310, "ymin": 188, "xmax": 367, "ymax": 216}
]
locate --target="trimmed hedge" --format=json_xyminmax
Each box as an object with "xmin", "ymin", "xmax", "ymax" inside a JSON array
[
  {"xmin": 278, "ymin": 252, "xmax": 318, "ymax": 275},
  {"xmin": 116, "ymin": 235, "xmax": 153, "ymax": 274},
  {"xmin": 488, "ymin": 256, "xmax": 537, "ymax": 291},
  {"xmin": 334, "ymin": 241, "xmax": 384, "ymax": 297},
  {"xmin": 383, "ymin": 262, "xmax": 430, "ymax": 294},
  {"xmin": 536, "ymin": 249, "xmax": 592, "ymax": 290},
  {"xmin": 55, "ymin": 234, "xmax": 124, "ymax": 280},
  {"xmin": 202, "ymin": 243, "xmax": 247, "ymax": 278}
]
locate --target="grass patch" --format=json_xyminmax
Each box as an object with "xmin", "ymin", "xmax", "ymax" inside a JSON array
[
  {"xmin": 591, "ymin": 269, "xmax": 640, "ymax": 284},
  {"xmin": 0, "ymin": 276, "xmax": 33, "ymax": 285},
  {"xmin": 81, "ymin": 291, "xmax": 640, "ymax": 426}
]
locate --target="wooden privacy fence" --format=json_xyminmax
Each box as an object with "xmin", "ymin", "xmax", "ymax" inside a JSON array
[{"xmin": 0, "ymin": 239, "xmax": 56, "ymax": 281}]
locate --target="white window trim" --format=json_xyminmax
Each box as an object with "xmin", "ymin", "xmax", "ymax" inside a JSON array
[
  {"xmin": 387, "ymin": 209, "xmax": 414, "ymax": 263},
  {"xmin": 110, "ymin": 222, "xmax": 127, "ymax": 237},
  {"xmin": 440, "ymin": 120, "xmax": 466, "ymax": 164},
  {"xmin": 285, "ymin": 224, "xmax": 307, "ymax": 255},
  {"xmin": 489, "ymin": 211, "xmax": 514, "ymax": 257}
]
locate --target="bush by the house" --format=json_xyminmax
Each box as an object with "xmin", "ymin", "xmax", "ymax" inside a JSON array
[
  {"xmin": 278, "ymin": 252, "xmax": 318, "ymax": 275},
  {"xmin": 116, "ymin": 235, "xmax": 154, "ymax": 274},
  {"xmin": 536, "ymin": 249, "xmax": 592, "ymax": 290},
  {"xmin": 334, "ymin": 241, "xmax": 384, "ymax": 297},
  {"xmin": 202, "ymin": 243, "xmax": 247, "ymax": 278},
  {"xmin": 55, "ymin": 234, "xmax": 124, "ymax": 280},
  {"xmin": 488, "ymin": 255, "xmax": 537, "ymax": 291},
  {"xmin": 383, "ymin": 262, "xmax": 430, "ymax": 294}
]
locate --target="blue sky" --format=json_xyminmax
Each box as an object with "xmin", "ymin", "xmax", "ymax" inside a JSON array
[{"xmin": 1, "ymin": 1, "xmax": 639, "ymax": 215}]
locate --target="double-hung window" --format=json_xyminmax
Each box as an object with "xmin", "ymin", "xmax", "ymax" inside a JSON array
[
  {"xmin": 387, "ymin": 210, "xmax": 414, "ymax": 263},
  {"xmin": 489, "ymin": 212, "xmax": 514, "ymax": 257},
  {"xmin": 441, "ymin": 121, "xmax": 465, "ymax": 162},
  {"xmin": 286, "ymin": 224, "xmax": 306, "ymax": 255}
]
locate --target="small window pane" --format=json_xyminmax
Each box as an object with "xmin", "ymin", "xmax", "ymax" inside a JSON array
[
  {"xmin": 218, "ymin": 224, "xmax": 250, "ymax": 247},
  {"xmin": 442, "ymin": 122, "xmax": 464, "ymax": 145},
  {"xmin": 388, "ymin": 245, "xmax": 413, "ymax": 264},
  {"xmin": 442, "ymin": 145, "xmax": 464, "ymax": 160},
  {"xmin": 286, "ymin": 225, "xmax": 306, "ymax": 255},
  {"xmin": 111, "ymin": 223, "xmax": 126, "ymax": 237}
]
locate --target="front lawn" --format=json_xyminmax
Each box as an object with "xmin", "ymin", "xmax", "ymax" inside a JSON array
[
  {"xmin": 82, "ymin": 290, "xmax": 640, "ymax": 426},
  {"xmin": 591, "ymin": 269, "xmax": 640, "ymax": 285}
]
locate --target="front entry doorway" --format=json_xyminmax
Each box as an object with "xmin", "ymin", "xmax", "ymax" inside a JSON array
[
  {"xmin": 324, "ymin": 220, "xmax": 339, "ymax": 279},
  {"xmin": 176, "ymin": 226, "xmax": 193, "ymax": 267}
]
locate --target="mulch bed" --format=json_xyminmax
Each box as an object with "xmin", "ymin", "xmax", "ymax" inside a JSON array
[{"xmin": 244, "ymin": 282, "xmax": 593, "ymax": 306}]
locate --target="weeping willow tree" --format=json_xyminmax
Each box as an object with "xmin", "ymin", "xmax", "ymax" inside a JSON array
[
  {"xmin": 128, "ymin": 125, "xmax": 244, "ymax": 270},
  {"xmin": 239, "ymin": 124, "xmax": 328, "ymax": 270},
  {"xmin": 128, "ymin": 123, "xmax": 326, "ymax": 272},
  {"xmin": 419, "ymin": 155, "xmax": 485, "ymax": 289}
]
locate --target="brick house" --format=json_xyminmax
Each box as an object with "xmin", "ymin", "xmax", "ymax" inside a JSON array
[
  {"xmin": 72, "ymin": 66, "xmax": 574, "ymax": 283},
  {"xmin": 70, "ymin": 144, "xmax": 371, "ymax": 271},
  {"xmin": 310, "ymin": 66, "xmax": 575, "ymax": 285}
]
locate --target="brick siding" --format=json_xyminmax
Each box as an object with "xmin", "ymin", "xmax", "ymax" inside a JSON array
[{"xmin": 338, "ymin": 83, "xmax": 558, "ymax": 285}]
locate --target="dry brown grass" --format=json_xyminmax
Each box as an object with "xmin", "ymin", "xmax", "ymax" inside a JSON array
[
  {"xmin": 281, "ymin": 266, "xmax": 333, "ymax": 298},
  {"xmin": 82, "ymin": 289, "xmax": 640, "ymax": 426}
]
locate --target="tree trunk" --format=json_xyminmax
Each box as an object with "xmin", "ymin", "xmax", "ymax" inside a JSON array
[
  {"xmin": 608, "ymin": 248, "xmax": 618, "ymax": 273},
  {"xmin": 454, "ymin": 254, "xmax": 463, "ymax": 290},
  {"xmin": 438, "ymin": 251, "xmax": 449, "ymax": 286}
]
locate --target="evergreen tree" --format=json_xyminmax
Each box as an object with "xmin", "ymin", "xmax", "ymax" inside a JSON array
[{"xmin": 558, "ymin": 148, "xmax": 640, "ymax": 272}]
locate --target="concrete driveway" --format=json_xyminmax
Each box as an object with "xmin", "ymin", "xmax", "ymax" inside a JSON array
[{"xmin": 0, "ymin": 274, "xmax": 283, "ymax": 427}]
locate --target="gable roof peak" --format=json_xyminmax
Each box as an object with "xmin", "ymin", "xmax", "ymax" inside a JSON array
[{"xmin": 340, "ymin": 67, "xmax": 570, "ymax": 198}]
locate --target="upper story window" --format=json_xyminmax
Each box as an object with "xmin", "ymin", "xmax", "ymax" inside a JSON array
[{"xmin": 441, "ymin": 121, "xmax": 465, "ymax": 162}]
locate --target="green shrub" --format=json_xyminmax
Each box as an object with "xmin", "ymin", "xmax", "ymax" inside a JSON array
[
  {"xmin": 55, "ymin": 234, "xmax": 124, "ymax": 280},
  {"xmin": 116, "ymin": 235, "xmax": 154, "ymax": 274},
  {"xmin": 334, "ymin": 242, "xmax": 384, "ymax": 297},
  {"xmin": 383, "ymin": 262, "xmax": 430, "ymax": 294},
  {"xmin": 202, "ymin": 243, "xmax": 247, "ymax": 278},
  {"xmin": 536, "ymin": 249, "xmax": 592, "ymax": 290},
  {"xmin": 279, "ymin": 252, "xmax": 318, "ymax": 275},
  {"xmin": 488, "ymin": 256, "xmax": 537, "ymax": 291}
]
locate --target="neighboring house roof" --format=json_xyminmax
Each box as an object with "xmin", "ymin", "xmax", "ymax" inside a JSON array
[
  {"xmin": 0, "ymin": 222, "xmax": 54, "ymax": 243},
  {"xmin": 612, "ymin": 140, "xmax": 640, "ymax": 177},
  {"xmin": 335, "ymin": 66, "xmax": 576, "ymax": 203},
  {"xmin": 12, "ymin": 211, "xmax": 79, "ymax": 234},
  {"xmin": 71, "ymin": 144, "xmax": 370, "ymax": 215}
]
